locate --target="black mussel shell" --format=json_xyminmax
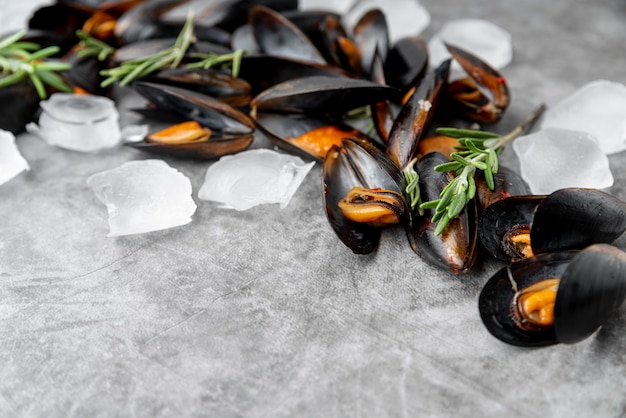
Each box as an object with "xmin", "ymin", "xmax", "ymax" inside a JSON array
[
  {"xmin": 383, "ymin": 37, "xmax": 428, "ymax": 94},
  {"xmin": 480, "ymin": 188, "xmax": 626, "ymax": 262},
  {"xmin": 386, "ymin": 59, "xmax": 450, "ymax": 170},
  {"xmin": 133, "ymin": 81, "xmax": 255, "ymax": 135},
  {"xmin": 323, "ymin": 137, "xmax": 407, "ymax": 254},
  {"xmin": 479, "ymin": 244, "xmax": 626, "ymax": 347},
  {"xmin": 0, "ymin": 81, "xmax": 40, "ymax": 134},
  {"xmin": 250, "ymin": 75, "xmax": 400, "ymax": 116},
  {"xmin": 128, "ymin": 134, "xmax": 254, "ymax": 160},
  {"xmin": 554, "ymin": 244, "xmax": 626, "ymax": 343},
  {"xmin": 249, "ymin": 5, "xmax": 326, "ymax": 65},
  {"xmin": 530, "ymin": 188, "xmax": 626, "ymax": 254},
  {"xmin": 353, "ymin": 9, "xmax": 390, "ymax": 78},
  {"xmin": 408, "ymin": 152, "xmax": 479, "ymax": 274}
]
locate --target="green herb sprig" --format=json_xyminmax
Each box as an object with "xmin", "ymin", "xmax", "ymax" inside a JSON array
[
  {"xmin": 0, "ymin": 30, "xmax": 71, "ymax": 99},
  {"xmin": 95, "ymin": 16, "xmax": 246, "ymax": 87},
  {"xmin": 76, "ymin": 30, "xmax": 116, "ymax": 62},
  {"xmin": 186, "ymin": 49, "xmax": 245, "ymax": 78},
  {"xmin": 419, "ymin": 104, "xmax": 546, "ymax": 236},
  {"xmin": 99, "ymin": 16, "xmax": 196, "ymax": 87}
]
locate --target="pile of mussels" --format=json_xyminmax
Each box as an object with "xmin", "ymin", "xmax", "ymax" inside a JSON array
[{"xmin": 2, "ymin": 0, "xmax": 626, "ymax": 347}]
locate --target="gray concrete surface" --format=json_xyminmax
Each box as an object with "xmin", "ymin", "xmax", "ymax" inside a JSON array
[{"xmin": 2, "ymin": 0, "xmax": 626, "ymax": 417}]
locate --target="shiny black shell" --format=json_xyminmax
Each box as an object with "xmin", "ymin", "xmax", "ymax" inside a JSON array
[{"xmin": 479, "ymin": 244, "xmax": 626, "ymax": 346}]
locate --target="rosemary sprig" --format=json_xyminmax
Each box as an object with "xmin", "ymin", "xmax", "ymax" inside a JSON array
[
  {"xmin": 186, "ymin": 49, "xmax": 245, "ymax": 78},
  {"xmin": 76, "ymin": 30, "xmax": 116, "ymax": 62},
  {"xmin": 99, "ymin": 16, "xmax": 196, "ymax": 87},
  {"xmin": 420, "ymin": 104, "xmax": 546, "ymax": 236},
  {"xmin": 402, "ymin": 158, "xmax": 423, "ymax": 216},
  {"xmin": 0, "ymin": 30, "xmax": 71, "ymax": 99}
]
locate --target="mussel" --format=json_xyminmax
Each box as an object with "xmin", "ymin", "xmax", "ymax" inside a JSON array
[
  {"xmin": 323, "ymin": 137, "xmax": 409, "ymax": 254},
  {"xmin": 128, "ymin": 81, "xmax": 255, "ymax": 159},
  {"xmin": 479, "ymin": 188, "xmax": 626, "ymax": 262},
  {"xmin": 479, "ymin": 244, "xmax": 626, "ymax": 346},
  {"xmin": 385, "ymin": 59, "xmax": 450, "ymax": 170},
  {"xmin": 407, "ymin": 152, "xmax": 479, "ymax": 274},
  {"xmin": 444, "ymin": 43, "xmax": 510, "ymax": 124}
]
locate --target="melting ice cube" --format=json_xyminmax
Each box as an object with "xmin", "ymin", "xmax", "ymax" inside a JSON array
[
  {"xmin": 0, "ymin": 129, "xmax": 30, "ymax": 186},
  {"xmin": 198, "ymin": 148, "xmax": 315, "ymax": 211},
  {"xmin": 427, "ymin": 19, "xmax": 512, "ymax": 78},
  {"xmin": 342, "ymin": 0, "xmax": 431, "ymax": 42},
  {"xmin": 540, "ymin": 80, "xmax": 626, "ymax": 155},
  {"xmin": 513, "ymin": 128, "xmax": 614, "ymax": 195},
  {"xmin": 27, "ymin": 93, "xmax": 121, "ymax": 152},
  {"xmin": 87, "ymin": 160, "xmax": 197, "ymax": 237}
]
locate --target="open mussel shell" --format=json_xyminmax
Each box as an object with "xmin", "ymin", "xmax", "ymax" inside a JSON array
[
  {"xmin": 479, "ymin": 244, "xmax": 626, "ymax": 347},
  {"xmin": 408, "ymin": 152, "xmax": 479, "ymax": 274},
  {"xmin": 479, "ymin": 188, "xmax": 626, "ymax": 262},
  {"xmin": 323, "ymin": 137, "xmax": 407, "ymax": 254},
  {"xmin": 445, "ymin": 43, "xmax": 510, "ymax": 124},
  {"xmin": 133, "ymin": 81, "xmax": 255, "ymax": 134},
  {"xmin": 250, "ymin": 75, "xmax": 400, "ymax": 116},
  {"xmin": 253, "ymin": 112, "xmax": 370, "ymax": 161}
]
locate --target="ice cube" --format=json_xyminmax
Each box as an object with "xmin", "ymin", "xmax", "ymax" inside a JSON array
[
  {"xmin": 87, "ymin": 160, "xmax": 197, "ymax": 237},
  {"xmin": 427, "ymin": 19, "xmax": 512, "ymax": 78},
  {"xmin": 299, "ymin": 0, "xmax": 355, "ymax": 13},
  {"xmin": 0, "ymin": 129, "xmax": 30, "ymax": 186},
  {"xmin": 540, "ymin": 80, "xmax": 626, "ymax": 155},
  {"xmin": 513, "ymin": 128, "xmax": 614, "ymax": 195},
  {"xmin": 198, "ymin": 148, "xmax": 315, "ymax": 211},
  {"xmin": 27, "ymin": 93, "xmax": 121, "ymax": 152},
  {"xmin": 342, "ymin": 0, "xmax": 431, "ymax": 42}
]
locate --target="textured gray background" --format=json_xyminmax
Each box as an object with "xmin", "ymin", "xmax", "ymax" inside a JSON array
[{"xmin": 1, "ymin": 0, "xmax": 626, "ymax": 417}]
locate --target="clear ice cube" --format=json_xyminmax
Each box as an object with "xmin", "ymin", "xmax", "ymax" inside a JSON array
[
  {"xmin": 513, "ymin": 127, "xmax": 614, "ymax": 195},
  {"xmin": 540, "ymin": 80, "xmax": 626, "ymax": 155},
  {"xmin": 427, "ymin": 19, "xmax": 512, "ymax": 78},
  {"xmin": 27, "ymin": 93, "xmax": 121, "ymax": 152},
  {"xmin": 198, "ymin": 148, "xmax": 315, "ymax": 211},
  {"xmin": 0, "ymin": 129, "xmax": 30, "ymax": 186},
  {"xmin": 87, "ymin": 160, "xmax": 197, "ymax": 237}
]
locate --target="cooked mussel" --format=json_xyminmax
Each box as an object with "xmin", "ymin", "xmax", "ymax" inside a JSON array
[
  {"xmin": 407, "ymin": 152, "xmax": 479, "ymax": 274},
  {"xmin": 479, "ymin": 188, "xmax": 626, "ymax": 262},
  {"xmin": 445, "ymin": 43, "xmax": 510, "ymax": 124},
  {"xmin": 479, "ymin": 244, "xmax": 626, "ymax": 346},
  {"xmin": 128, "ymin": 81, "xmax": 255, "ymax": 159},
  {"xmin": 323, "ymin": 137, "xmax": 409, "ymax": 254},
  {"xmin": 253, "ymin": 112, "xmax": 369, "ymax": 160}
]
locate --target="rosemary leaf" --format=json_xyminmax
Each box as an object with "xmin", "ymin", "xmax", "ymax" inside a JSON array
[{"xmin": 418, "ymin": 104, "xmax": 546, "ymax": 236}]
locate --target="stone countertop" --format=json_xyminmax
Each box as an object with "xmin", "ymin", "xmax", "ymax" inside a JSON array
[{"xmin": 1, "ymin": 0, "xmax": 626, "ymax": 417}]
